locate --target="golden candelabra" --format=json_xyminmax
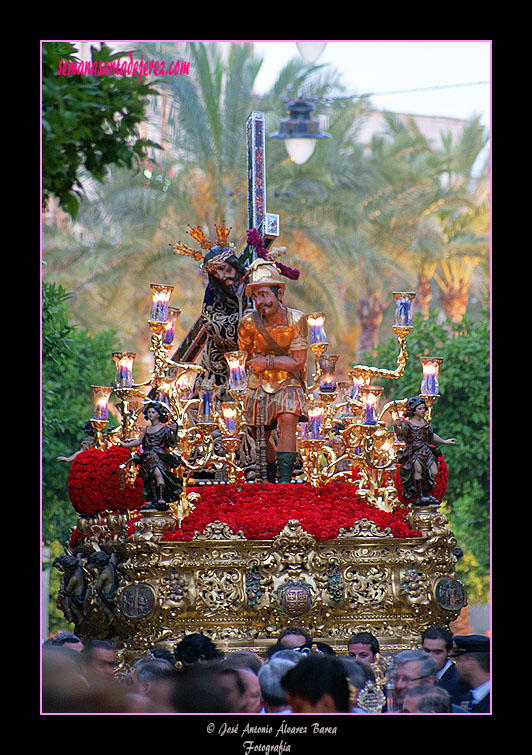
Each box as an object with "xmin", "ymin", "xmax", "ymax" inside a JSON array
[
  {"xmin": 296, "ymin": 291, "xmax": 446, "ymax": 512},
  {"xmin": 83, "ymin": 286, "xmax": 448, "ymax": 525}
]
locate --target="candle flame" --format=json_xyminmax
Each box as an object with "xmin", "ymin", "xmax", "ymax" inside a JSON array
[
  {"xmin": 307, "ymin": 315, "xmax": 325, "ymax": 327},
  {"xmin": 153, "ymin": 291, "xmax": 171, "ymax": 304}
]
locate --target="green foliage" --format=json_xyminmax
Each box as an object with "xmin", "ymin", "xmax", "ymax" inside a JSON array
[
  {"xmin": 42, "ymin": 41, "xmax": 160, "ymax": 219},
  {"xmin": 42, "ymin": 282, "xmax": 118, "ymax": 545},
  {"xmin": 358, "ymin": 309, "xmax": 490, "ymax": 600}
]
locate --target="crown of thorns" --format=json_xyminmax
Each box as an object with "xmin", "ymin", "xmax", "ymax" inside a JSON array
[{"xmin": 171, "ymin": 223, "xmax": 236, "ymax": 272}]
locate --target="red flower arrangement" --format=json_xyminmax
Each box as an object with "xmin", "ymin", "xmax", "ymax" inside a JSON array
[
  {"xmin": 393, "ymin": 454, "xmax": 449, "ymax": 505},
  {"xmin": 159, "ymin": 481, "xmax": 421, "ymax": 542},
  {"xmin": 68, "ymin": 528, "xmax": 84, "ymax": 548},
  {"xmin": 97, "ymin": 445, "xmax": 145, "ymax": 512},
  {"xmin": 67, "ymin": 446, "xmax": 145, "ymax": 525},
  {"xmin": 67, "ymin": 447, "xmax": 105, "ymax": 515}
]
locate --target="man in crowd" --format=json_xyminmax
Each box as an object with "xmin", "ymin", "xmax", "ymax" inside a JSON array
[
  {"xmin": 81, "ymin": 640, "xmax": 117, "ymax": 681},
  {"xmin": 281, "ymin": 654, "xmax": 351, "ymax": 713},
  {"xmin": 45, "ymin": 632, "xmax": 84, "ymax": 653},
  {"xmin": 452, "ymin": 635, "xmax": 490, "ymax": 713},
  {"xmin": 421, "ymin": 625, "xmax": 470, "ymax": 705},
  {"xmin": 258, "ymin": 652, "xmax": 301, "ymax": 713},
  {"xmin": 347, "ymin": 631, "xmax": 380, "ymax": 665},
  {"xmin": 391, "ymin": 649, "xmax": 468, "ymax": 713},
  {"xmin": 402, "ymin": 685, "xmax": 453, "ymax": 713},
  {"xmin": 266, "ymin": 627, "xmax": 312, "ymax": 658}
]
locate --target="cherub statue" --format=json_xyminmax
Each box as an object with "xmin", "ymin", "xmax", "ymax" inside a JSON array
[
  {"xmin": 393, "ymin": 396, "xmax": 456, "ymax": 505},
  {"xmin": 87, "ymin": 551, "xmax": 120, "ymax": 624},
  {"xmin": 53, "ymin": 554, "xmax": 89, "ymax": 625},
  {"xmin": 118, "ymin": 401, "xmax": 183, "ymax": 511}
]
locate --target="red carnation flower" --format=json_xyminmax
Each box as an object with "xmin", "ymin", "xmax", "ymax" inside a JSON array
[
  {"xmin": 67, "ymin": 448, "xmax": 105, "ymax": 515},
  {"xmin": 158, "ymin": 481, "xmax": 421, "ymax": 542},
  {"xmin": 97, "ymin": 445, "xmax": 145, "ymax": 512}
]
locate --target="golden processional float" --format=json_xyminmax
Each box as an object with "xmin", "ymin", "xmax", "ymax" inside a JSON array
[{"xmin": 53, "ymin": 113, "xmax": 466, "ymax": 680}]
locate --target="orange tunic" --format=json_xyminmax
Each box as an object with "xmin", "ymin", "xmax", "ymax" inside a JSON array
[
  {"xmin": 238, "ymin": 307, "xmax": 308, "ymax": 393},
  {"xmin": 238, "ymin": 307, "xmax": 308, "ymax": 427}
]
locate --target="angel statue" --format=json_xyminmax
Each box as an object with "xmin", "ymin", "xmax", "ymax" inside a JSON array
[{"xmin": 393, "ymin": 396, "xmax": 457, "ymax": 505}]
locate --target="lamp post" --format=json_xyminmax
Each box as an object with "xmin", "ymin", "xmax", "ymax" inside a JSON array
[
  {"xmin": 295, "ymin": 41, "xmax": 327, "ymax": 63},
  {"xmin": 270, "ymin": 99, "xmax": 330, "ymax": 164}
]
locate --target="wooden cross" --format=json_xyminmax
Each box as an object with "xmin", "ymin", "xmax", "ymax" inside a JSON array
[{"xmin": 172, "ymin": 111, "xmax": 279, "ymax": 363}]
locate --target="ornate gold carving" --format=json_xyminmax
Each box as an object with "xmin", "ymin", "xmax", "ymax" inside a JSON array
[
  {"xmin": 193, "ymin": 521, "xmax": 247, "ymax": 540},
  {"xmin": 56, "ymin": 504, "xmax": 465, "ymax": 659}
]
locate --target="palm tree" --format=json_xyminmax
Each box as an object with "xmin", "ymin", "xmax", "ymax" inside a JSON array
[
  {"xmin": 431, "ymin": 115, "xmax": 490, "ymax": 320},
  {"xmin": 42, "ymin": 42, "xmax": 490, "ymax": 374},
  {"xmin": 42, "ymin": 41, "xmax": 357, "ymax": 368}
]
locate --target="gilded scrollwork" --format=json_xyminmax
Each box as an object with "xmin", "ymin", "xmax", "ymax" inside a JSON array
[
  {"xmin": 344, "ymin": 565, "xmax": 391, "ymax": 610},
  {"xmin": 196, "ymin": 569, "xmax": 244, "ymax": 615},
  {"xmin": 193, "ymin": 521, "xmax": 246, "ymax": 540},
  {"xmin": 56, "ymin": 503, "xmax": 466, "ymax": 655}
]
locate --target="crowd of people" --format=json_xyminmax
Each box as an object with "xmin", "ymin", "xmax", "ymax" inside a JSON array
[{"xmin": 41, "ymin": 625, "xmax": 490, "ymax": 715}]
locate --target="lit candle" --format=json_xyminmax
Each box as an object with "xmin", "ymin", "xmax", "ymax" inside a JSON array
[
  {"xmin": 224, "ymin": 351, "xmax": 248, "ymax": 390},
  {"xmin": 349, "ymin": 374, "xmax": 362, "ymax": 402},
  {"xmin": 112, "ymin": 352, "xmax": 136, "ymax": 388},
  {"xmin": 306, "ymin": 313, "xmax": 327, "ymax": 346},
  {"xmin": 306, "ymin": 405, "xmax": 324, "ymax": 439},
  {"xmin": 360, "ymin": 386, "xmax": 383, "ymax": 426},
  {"xmin": 318, "ymin": 355, "xmax": 338, "ymax": 393},
  {"xmin": 149, "ymin": 284, "xmax": 174, "ymax": 323},
  {"xmin": 221, "ymin": 403, "xmax": 237, "ymax": 434},
  {"xmin": 420, "ymin": 357, "xmax": 442, "ymax": 396},
  {"xmin": 163, "ymin": 307, "xmax": 181, "ymax": 345},
  {"xmin": 91, "ymin": 386, "xmax": 113, "ymax": 420},
  {"xmin": 176, "ymin": 372, "xmax": 194, "ymax": 400},
  {"xmin": 392, "ymin": 292, "xmax": 416, "ymax": 327}
]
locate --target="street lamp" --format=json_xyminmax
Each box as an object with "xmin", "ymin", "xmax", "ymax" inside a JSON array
[
  {"xmin": 270, "ymin": 99, "xmax": 330, "ymax": 164},
  {"xmin": 295, "ymin": 42, "xmax": 327, "ymax": 63}
]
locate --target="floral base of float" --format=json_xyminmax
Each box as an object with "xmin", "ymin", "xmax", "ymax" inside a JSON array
[{"xmin": 54, "ymin": 446, "xmax": 466, "ymax": 670}]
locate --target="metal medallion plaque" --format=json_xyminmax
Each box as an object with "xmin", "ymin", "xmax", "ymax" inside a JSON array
[
  {"xmin": 433, "ymin": 576, "xmax": 466, "ymax": 612},
  {"xmin": 119, "ymin": 583, "xmax": 156, "ymax": 619}
]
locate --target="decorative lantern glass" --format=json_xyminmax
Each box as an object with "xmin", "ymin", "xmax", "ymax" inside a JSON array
[
  {"xmin": 149, "ymin": 284, "xmax": 174, "ymax": 323},
  {"xmin": 112, "ymin": 352, "xmax": 136, "ymax": 388},
  {"xmin": 349, "ymin": 372, "xmax": 363, "ymax": 402},
  {"xmin": 360, "ymin": 385, "xmax": 383, "ymax": 426},
  {"xmin": 220, "ymin": 402, "xmax": 238, "ymax": 434},
  {"xmin": 306, "ymin": 313, "xmax": 327, "ymax": 346},
  {"xmin": 419, "ymin": 357, "xmax": 443, "ymax": 396},
  {"xmin": 392, "ymin": 292, "xmax": 416, "ymax": 327},
  {"xmin": 163, "ymin": 307, "xmax": 182, "ymax": 345},
  {"xmin": 305, "ymin": 404, "xmax": 324, "ymax": 439},
  {"xmin": 91, "ymin": 385, "xmax": 113, "ymax": 421},
  {"xmin": 175, "ymin": 366, "xmax": 198, "ymax": 400},
  {"xmin": 318, "ymin": 354, "xmax": 339, "ymax": 393},
  {"xmin": 224, "ymin": 351, "xmax": 248, "ymax": 391}
]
